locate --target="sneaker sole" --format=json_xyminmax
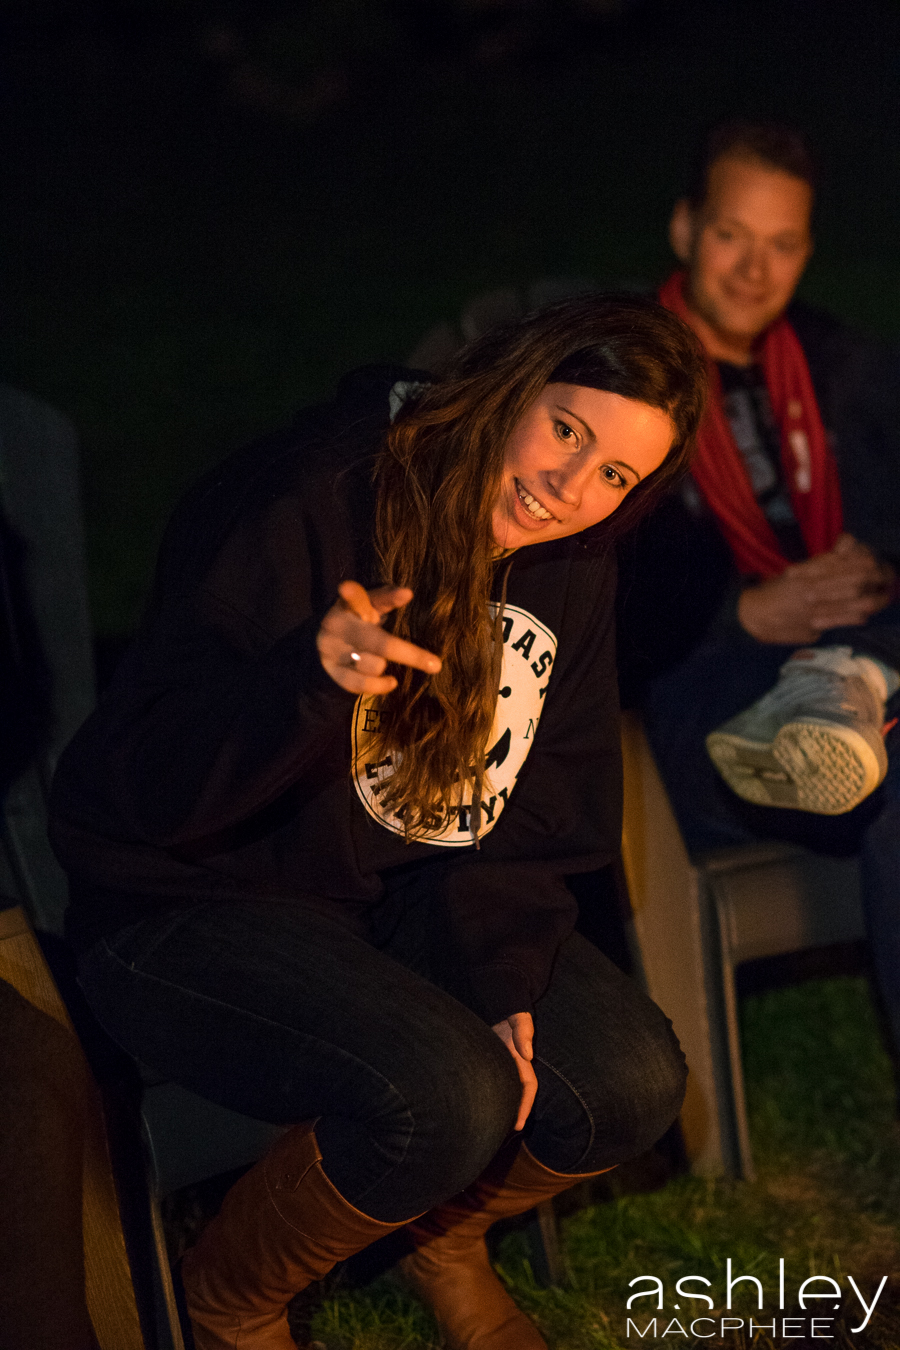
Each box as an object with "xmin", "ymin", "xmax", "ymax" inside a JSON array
[{"xmin": 706, "ymin": 718, "xmax": 886, "ymax": 815}]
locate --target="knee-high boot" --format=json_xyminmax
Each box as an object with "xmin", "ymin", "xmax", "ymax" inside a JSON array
[
  {"xmin": 181, "ymin": 1120, "xmax": 410, "ymax": 1350},
  {"xmin": 399, "ymin": 1137, "xmax": 613, "ymax": 1350}
]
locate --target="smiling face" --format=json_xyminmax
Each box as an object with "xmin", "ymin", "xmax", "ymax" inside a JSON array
[
  {"xmin": 670, "ymin": 155, "xmax": 813, "ymax": 364},
  {"xmin": 491, "ymin": 382, "xmax": 675, "ymax": 551}
]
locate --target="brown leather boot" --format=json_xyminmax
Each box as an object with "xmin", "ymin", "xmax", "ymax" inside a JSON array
[
  {"xmin": 181, "ymin": 1120, "xmax": 410, "ymax": 1349},
  {"xmin": 399, "ymin": 1138, "xmax": 613, "ymax": 1350}
]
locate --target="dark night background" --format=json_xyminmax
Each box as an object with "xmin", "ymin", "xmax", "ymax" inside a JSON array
[{"xmin": 3, "ymin": 0, "xmax": 899, "ymax": 639}]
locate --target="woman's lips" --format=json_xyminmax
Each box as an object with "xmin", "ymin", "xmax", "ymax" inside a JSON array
[{"xmin": 515, "ymin": 479, "xmax": 555, "ymax": 523}]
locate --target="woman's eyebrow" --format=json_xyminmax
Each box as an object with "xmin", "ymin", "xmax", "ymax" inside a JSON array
[
  {"xmin": 556, "ymin": 404, "xmax": 595, "ymax": 440},
  {"xmin": 556, "ymin": 406, "xmax": 640, "ymax": 481}
]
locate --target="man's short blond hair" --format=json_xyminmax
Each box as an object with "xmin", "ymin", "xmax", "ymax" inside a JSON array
[{"xmin": 686, "ymin": 121, "xmax": 818, "ymax": 208}]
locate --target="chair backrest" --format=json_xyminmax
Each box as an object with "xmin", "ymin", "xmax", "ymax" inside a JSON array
[
  {"xmin": 619, "ymin": 708, "xmax": 726, "ymax": 1174},
  {"xmin": 619, "ymin": 708, "xmax": 865, "ymax": 1180},
  {"xmin": 0, "ymin": 385, "xmax": 95, "ymax": 933},
  {"xmin": 700, "ymin": 842, "xmax": 864, "ymax": 967}
]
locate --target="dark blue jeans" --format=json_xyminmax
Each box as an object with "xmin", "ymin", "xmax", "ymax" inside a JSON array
[
  {"xmin": 73, "ymin": 878, "xmax": 686, "ymax": 1224},
  {"xmin": 642, "ymin": 607, "xmax": 900, "ymax": 1057}
]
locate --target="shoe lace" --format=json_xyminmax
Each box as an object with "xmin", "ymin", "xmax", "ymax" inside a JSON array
[{"xmin": 760, "ymin": 666, "xmax": 867, "ymax": 721}]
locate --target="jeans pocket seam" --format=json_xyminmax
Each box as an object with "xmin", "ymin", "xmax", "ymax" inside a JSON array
[
  {"xmin": 533, "ymin": 1054, "xmax": 596, "ymax": 1172},
  {"xmin": 98, "ymin": 903, "xmax": 210, "ymax": 969}
]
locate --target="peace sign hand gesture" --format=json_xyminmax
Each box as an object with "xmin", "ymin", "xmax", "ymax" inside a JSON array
[{"xmin": 316, "ymin": 580, "xmax": 442, "ymax": 695}]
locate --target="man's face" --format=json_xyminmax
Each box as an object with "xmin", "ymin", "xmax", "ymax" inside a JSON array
[{"xmin": 671, "ymin": 155, "xmax": 814, "ymax": 352}]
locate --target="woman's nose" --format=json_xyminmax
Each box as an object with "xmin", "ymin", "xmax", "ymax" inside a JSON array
[{"xmin": 546, "ymin": 461, "xmax": 588, "ymax": 506}]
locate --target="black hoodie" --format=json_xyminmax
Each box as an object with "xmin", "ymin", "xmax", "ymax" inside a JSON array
[{"xmin": 50, "ymin": 368, "xmax": 623, "ymax": 1025}]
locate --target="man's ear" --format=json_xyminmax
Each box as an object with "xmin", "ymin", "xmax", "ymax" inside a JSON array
[{"xmin": 668, "ymin": 198, "xmax": 695, "ymax": 263}]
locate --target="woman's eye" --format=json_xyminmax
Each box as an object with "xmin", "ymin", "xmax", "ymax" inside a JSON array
[
  {"xmin": 556, "ymin": 421, "xmax": 576, "ymax": 443},
  {"xmin": 601, "ymin": 465, "xmax": 626, "ymax": 488}
]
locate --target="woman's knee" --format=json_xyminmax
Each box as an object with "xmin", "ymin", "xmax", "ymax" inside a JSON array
[
  {"xmin": 595, "ymin": 1005, "xmax": 686, "ymax": 1164},
  {"xmin": 534, "ymin": 937, "xmax": 687, "ymax": 1169},
  {"xmin": 411, "ymin": 1019, "xmax": 523, "ymax": 1190},
  {"xmin": 337, "ymin": 1015, "xmax": 523, "ymax": 1220},
  {"xmin": 530, "ymin": 997, "xmax": 687, "ymax": 1174}
]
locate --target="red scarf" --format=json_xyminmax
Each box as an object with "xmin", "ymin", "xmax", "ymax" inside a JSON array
[{"xmin": 659, "ymin": 270, "xmax": 843, "ymax": 578}]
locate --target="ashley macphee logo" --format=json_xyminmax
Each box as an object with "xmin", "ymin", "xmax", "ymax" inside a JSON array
[{"xmin": 624, "ymin": 1260, "xmax": 889, "ymax": 1339}]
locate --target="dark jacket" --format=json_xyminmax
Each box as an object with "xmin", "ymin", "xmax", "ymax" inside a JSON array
[
  {"xmin": 50, "ymin": 367, "xmax": 623, "ymax": 1025},
  {"xmin": 617, "ymin": 300, "xmax": 900, "ymax": 699}
]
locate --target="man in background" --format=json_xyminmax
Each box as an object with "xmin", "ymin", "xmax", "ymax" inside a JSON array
[{"xmin": 618, "ymin": 121, "xmax": 900, "ymax": 1054}]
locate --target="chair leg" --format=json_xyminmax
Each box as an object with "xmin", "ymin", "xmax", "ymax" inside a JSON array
[
  {"xmin": 147, "ymin": 1181, "xmax": 187, "ymax": 1350},
  {"xmin": 0, "ymin": 975, "xmax": 99, "ymax": 1349},
  {"xmin": 0, "ymin": 907, "xmax": 145, "ymax": 1349},
  {"xmin": 714, "ymin": 900, "xmax": 757, "ymax": 1181},
  {"xmin": 523, "ymin": 1199, "xmax": 564, "ymax": 1287}
]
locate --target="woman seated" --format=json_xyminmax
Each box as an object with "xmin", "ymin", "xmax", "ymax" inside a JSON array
[{"xmin": 50, "ymin": 294, "xmax": 706, "ymax": 1350}]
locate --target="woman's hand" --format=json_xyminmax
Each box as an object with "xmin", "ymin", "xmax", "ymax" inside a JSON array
[
  {"xmin": 316, "ymin": 580, "xmax": 442, "ymax": 694},
  {"xmin": 492, "ymin": 1011, "xmax": 538, "ymax": 1131}
]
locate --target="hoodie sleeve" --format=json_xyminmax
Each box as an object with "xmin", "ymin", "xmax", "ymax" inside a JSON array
[
  {"xmin": 437, "ymin": 549, "xmax": 623, "ymax": 1025},
  {"xmin": 57, "ymin": 476, "xmax": 359, "ymax": 850}
]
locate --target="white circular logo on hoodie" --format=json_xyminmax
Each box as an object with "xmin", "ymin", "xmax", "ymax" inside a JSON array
[{"xmin": 352, "ymin": 604, "xmax": 557, "ymax": 845}]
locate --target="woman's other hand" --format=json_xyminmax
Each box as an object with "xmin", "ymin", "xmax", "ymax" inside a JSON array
[
  {"xmin": 316, "ymin": 580, "xmax": 442, "ymax": 694},
  {"xmin": 491, "ymin": 1011, "xmax": 538, "ymax": 1131}
]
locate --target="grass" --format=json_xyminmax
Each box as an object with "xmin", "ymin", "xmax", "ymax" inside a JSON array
[{"xmin": 304, "ymin": 976, "xmax": 900, "ymax": 1348}]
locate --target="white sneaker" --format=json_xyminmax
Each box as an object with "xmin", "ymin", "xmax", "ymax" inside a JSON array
[{"xmin": 706, "ymin": 646, "xmax": 890, "ymax": 815}]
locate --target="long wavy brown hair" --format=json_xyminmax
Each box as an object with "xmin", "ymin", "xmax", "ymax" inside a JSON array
[{"xmin": 368, "ymin": 293, "xmax": 707, "ymax": 839}]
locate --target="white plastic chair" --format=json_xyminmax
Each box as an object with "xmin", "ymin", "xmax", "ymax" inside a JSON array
[{"xmin": 619, "ymin": 708, "xmax": 865, "ymax": 1179}]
